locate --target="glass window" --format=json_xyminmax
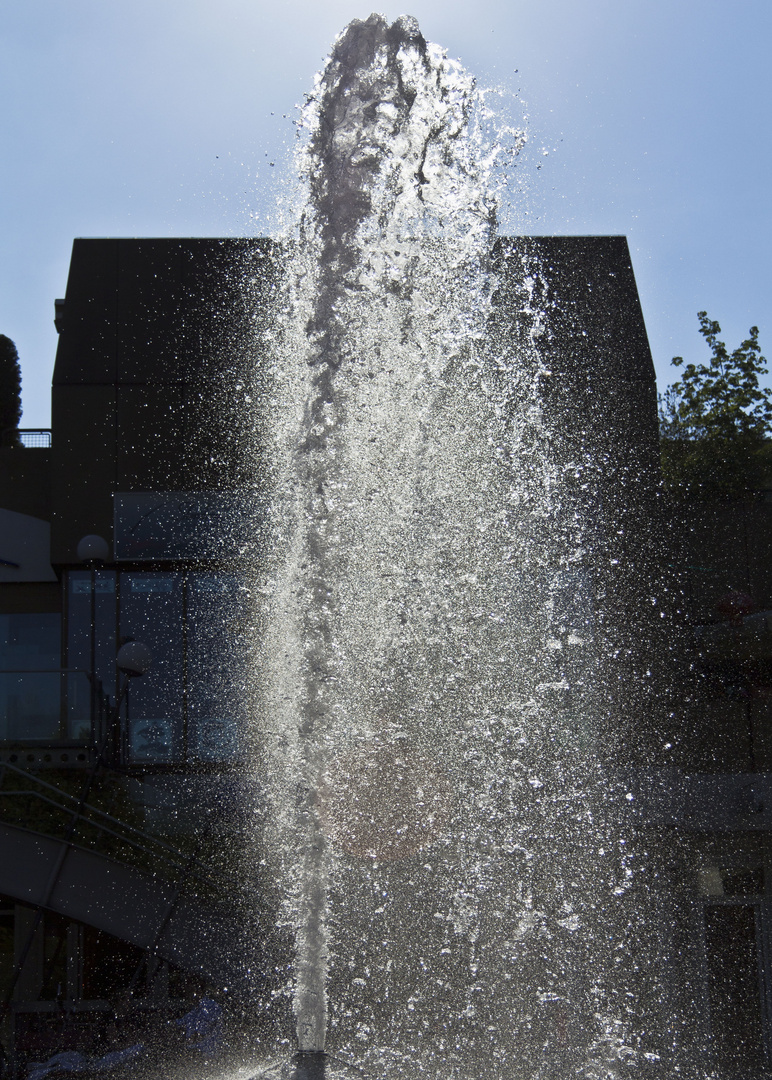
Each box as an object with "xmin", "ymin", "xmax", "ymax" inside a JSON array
[
  {"xmin": 63, "ymin": 670, "xmax": 95, "ymax": 742},
  {"xmin": 0, "ymin": 672, "xmax": 61, "ymax": 741},
  {"xmin": 186, "ymin": 573, "xmax": 248, "ymax": 763},
  {"xmin": 0, "ymin": 613, "xmax": 60, "ymax": 671},
  {"xmin": 114, "ymin": 492, "xmax": 260, "ymax": 561},
  {"xmin": 120, "ymin": 573, "xmax": 183, "ymax": 764},
  {"xmin": 0, "ymin": 614, "xmax": 62, "ymax": 741},
  {"xmin": 66, "ymin": 572, "xmax": 117, "ymax": 698},
  {"xmin": 60, "ymin": 570, "xmax": 254, "ymax": 762}
]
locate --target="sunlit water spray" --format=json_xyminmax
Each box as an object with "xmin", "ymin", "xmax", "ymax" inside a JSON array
[{"xmin": 247, "ymin": 13, "xmax": 678, "ymax": 1079}]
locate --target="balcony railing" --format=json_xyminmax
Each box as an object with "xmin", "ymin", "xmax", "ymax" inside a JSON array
[{"xmin": 1, "ymin": 428, "xmax": 52, "ymax": 448}]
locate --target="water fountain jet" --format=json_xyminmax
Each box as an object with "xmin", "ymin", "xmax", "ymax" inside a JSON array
[{"xmin": 244, "ymin": 14, "xmax": 679, "ymax": 1080}]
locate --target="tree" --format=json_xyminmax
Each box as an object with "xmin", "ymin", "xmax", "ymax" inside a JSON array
[
  {"xmin": 659, "ymin": 312, "xmax": 771, "ymax": 499},
  {"xmin": 0, "ymin": 334, "xmax": 22, "ymax": 443}
]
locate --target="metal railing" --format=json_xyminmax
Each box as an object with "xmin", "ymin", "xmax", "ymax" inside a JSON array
[
  {"xmin": 1, "ymin": 428, "xmax": 52, "ymax": 448},
  {"xmin": 0, "ymin": 760, "xmax": 231, "ymax": 894}
]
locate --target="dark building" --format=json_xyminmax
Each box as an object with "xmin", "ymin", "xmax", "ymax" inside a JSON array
[
  {"xmin": 650, "ymin": 495, "xmax": 772, "ymax": 1073},
  {"xmin": 4, "ymin": 235, "xmax": 766, "ymax": 1074},
  {"xmin": 0, "ymin": 239, "xmax": 281, "ymax": 1072}
]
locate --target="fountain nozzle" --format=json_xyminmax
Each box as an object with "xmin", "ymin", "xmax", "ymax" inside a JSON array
[{"xmin": 283, "ymin": 1051, "xmax": 327, "ymax": 1080}]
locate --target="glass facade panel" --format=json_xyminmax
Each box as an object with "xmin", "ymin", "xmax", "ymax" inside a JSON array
[
  {"xmin": 120, "ymin": 573, "xmax": 183, "ymax": 764},
  {"xmin": 0, "ymin": 672, "xmax": 61, "ymax": 740},
  {"xmin": 0, "ymin": 614, "xmax": 62, "ymax": 741},
  {"xmin": 186, "ymin": 573, "xmax": 248, "ymax": 763},
  {"xmin": 0, "ymin": 613, "xmax": 60, "ymax": 671},
  {"xmin": 32, "ymin": 571, "xmax": 252, "ymax": 762},
  {"xmin": 67, "ymin": 571, "xmax": 117, "ymax": 701},
  {"xmin": 65, "ymin": 670, "xmax": 95, "ymax": 741},
  {"xmin": 66, "ymin": 571, "xmax": 116, "ymax": 744}
]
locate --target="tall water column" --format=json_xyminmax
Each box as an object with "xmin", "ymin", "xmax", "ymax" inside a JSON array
[{"xmin": 249, "ymin": 14, "xmax": 682, "ymax": 1079}]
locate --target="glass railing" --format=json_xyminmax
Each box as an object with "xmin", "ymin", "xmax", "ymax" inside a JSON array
[{"xmin": 0, "ymin": 670, "xmax": 98, "ymax": 743}]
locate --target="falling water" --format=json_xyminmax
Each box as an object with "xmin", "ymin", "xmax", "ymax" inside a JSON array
[{"xmin": 247, "ymin": 13, "xmax": 685, "ymax": 1079}]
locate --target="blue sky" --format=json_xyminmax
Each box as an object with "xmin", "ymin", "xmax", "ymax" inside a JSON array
[{"xmin": 2, "ymin": 0, "xmax": 770, "ymax": 427}]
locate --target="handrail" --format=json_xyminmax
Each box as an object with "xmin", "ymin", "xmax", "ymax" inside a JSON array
[
  {"xmin": 0, "ymin": 760, "xmax": 177, "ymax": 853},
  {"xmin": 0, "ymin": 788, "xmax": 193, "ymax": 878},
  {"xmin": 0, "ymin": 817, "xmax": 193, "ymax": 885},
  {"xmin": 0, "ymin": 762, "xmax": 234, "ymax": 892}
]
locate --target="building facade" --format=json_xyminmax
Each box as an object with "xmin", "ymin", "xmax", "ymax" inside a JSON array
[{"xmin": 5, "ymin": 236, "xmax": 763, "ymax": 1074}]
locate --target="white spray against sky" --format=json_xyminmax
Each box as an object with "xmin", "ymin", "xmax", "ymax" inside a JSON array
[{"xmin": 240, "ymin": 14, "xmax": 686, "ymax": 1080}]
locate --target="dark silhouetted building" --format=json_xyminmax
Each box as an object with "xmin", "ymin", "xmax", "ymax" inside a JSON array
[{"xmin": 4, "ymin": 236, "xmax": 767, "ymax": 1075}]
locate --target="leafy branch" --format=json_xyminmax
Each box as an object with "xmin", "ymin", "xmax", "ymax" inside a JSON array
[
  {"xmin": 0, "ymin": 334, "xmax": 22, "ymax": 443},
  {"xmin": 659, "ymin": 313, "xmax": 771, "ymax": 499}
]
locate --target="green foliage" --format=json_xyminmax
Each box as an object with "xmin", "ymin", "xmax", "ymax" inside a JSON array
[
  {"xmin": 0, "ymin": 334, "xmax": 22, "ymax": 441},
  {"xmin": 659, "ymin": 312, "xmax": 771, "ymax": 499}
]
